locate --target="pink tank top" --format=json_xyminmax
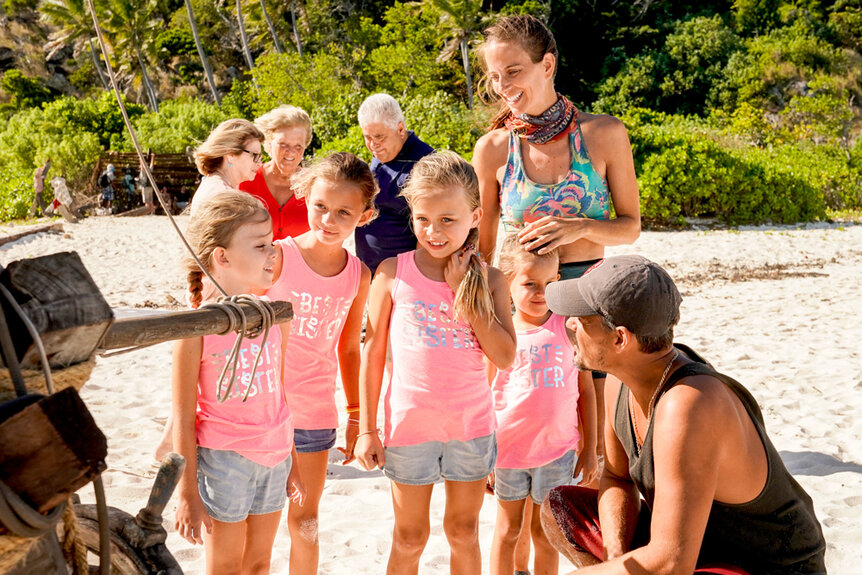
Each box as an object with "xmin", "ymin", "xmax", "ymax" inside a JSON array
[
  {"xmin": 384, "ymin": 251, "xmax": 495, "ymax": 447},
  {"xmin": 196, "ymin": 319, "xmax": 293, "ymax": 468},
  {"xmin": 492, "ymin": 313, "xmax": 580, "ymax": 468},
  {"xmin": 267, "ymin": 237, "xmax": 361, "ymax": 429}
]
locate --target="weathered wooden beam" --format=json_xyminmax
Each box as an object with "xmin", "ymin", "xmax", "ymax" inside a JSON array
[
  {"xmin": 0, "ymin": 223, "xmax": 62, "ymax": 248},
  {"xmin": 100, "ymin": 300, "xmax": 292, "ymax": 351},
  {"xmin": 0, "ymin": 252, "xmax": 113, "ymax": 370},
  {"xmin": 0, "ymin": 388, "xmax": 107, "ymax": 516}
]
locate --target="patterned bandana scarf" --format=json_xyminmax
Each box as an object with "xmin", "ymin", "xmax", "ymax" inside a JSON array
[{"xmin": 504, "ymin": 93, "xmax": 577, "ymax": 144}]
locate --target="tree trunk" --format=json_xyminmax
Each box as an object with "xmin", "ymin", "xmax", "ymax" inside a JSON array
[
  {"xmin": 460, "ymin": 35, "xmax": 473, "ymax": 109},
  {"xmin": 185, "ymin": 0, "xmax": 221, "ymax": 104},
  {"xmin": 259, "ymin": 0, "xmax": 283, "ymax": 54},
  {"xmin": 290, "ymin": 2, "xmax": 303, "ymax": 57},
  {"xmin": 236, "ymin": 0, "xmax": 255, "ymax": 70},
  {"xmin": 87, "ymin": 37, "xmax": 109, "ymax": 90},
  {"xmin": 135, "ymin": 43, "xmax": 159, "ymax": 112}
]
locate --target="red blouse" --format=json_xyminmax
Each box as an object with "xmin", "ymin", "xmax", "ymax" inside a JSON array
[{"xmin": 239, "ymin": 166, "xmax": 309, "ymax": 240}]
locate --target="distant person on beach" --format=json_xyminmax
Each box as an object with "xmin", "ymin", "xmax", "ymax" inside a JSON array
[
  {"xmin": 188, "ymin": 119, "xmax": 264, "ymax": 216},
  {"xmin": 173, "ymin": 191, "xmax": 305, "ymax": 572},
  {"xmin": 122, "ymin": 168, "xmax": 136, "ymax": 210},
  {"xmin": 239, "ymin": 105, "xmax": 312, "ymax": 240},
  {"xmin": 356, "ymin": 152, "xmax": 517, "ymax": 573},
  {"xmin": 138, "ymin": 152, "xmax": 156, "ymax": 213},
  {"xmin": 488, "ymin": 234, "xmax": 598, "ymax": 575},
  {"xmin": 540, "ymin": 255, "xmax": 826, "ymax": 575},
  {"xmin": 356, "ymin": 93, "xmax": 434, "ymax": 273},
  {"xmin": 30, "ymin": 157, "xmax": 51, "ymax": 217},
  {"xmin": 98, "ymin": 163, "xmax": 115, "ymax": 214},
  {"xmin": 473, "ymin": 14, "xmax": 641, "ymax": 473},
  {"xmin": 266, "ymin": 152, "xmax": 376, "ymax": 575}
]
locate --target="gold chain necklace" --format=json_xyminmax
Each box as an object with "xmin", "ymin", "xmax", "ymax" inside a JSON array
[{"xmin": 630, "ymin": 349, "xmax": 679, "ymax": 447}]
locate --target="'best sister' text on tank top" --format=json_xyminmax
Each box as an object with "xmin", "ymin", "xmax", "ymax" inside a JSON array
[
  {"xmin": 500, "ymin": 121, "xmax": 611, "ymax": 232},
  {"xmin": 384, "ymin": 251, "xmax": 495, "ymax": 447},
  {"xmin": 267, "ymin": 236, "xmax": 361, "ymax": 430}
]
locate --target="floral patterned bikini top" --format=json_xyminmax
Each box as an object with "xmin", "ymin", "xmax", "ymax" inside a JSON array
[{"xmin": 499, "ymin": 121, "xmax": 611, "ymax": 232}]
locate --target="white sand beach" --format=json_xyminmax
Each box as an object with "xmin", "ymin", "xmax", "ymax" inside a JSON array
[{"xmin": 1, "ymin": 215, "xmax": 860, "ymax": 573}]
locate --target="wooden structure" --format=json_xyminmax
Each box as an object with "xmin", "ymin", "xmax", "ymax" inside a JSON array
[{"xmin": 91, "ymin": 151, "xmax": 200, "ymax": 210}]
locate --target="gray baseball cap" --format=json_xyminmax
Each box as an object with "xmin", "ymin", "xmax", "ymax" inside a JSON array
[{"xmin": 545, "ymin": 255, "xmax": 681, "ymax": 337}]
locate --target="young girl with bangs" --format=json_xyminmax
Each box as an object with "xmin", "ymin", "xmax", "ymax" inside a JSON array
[
  {"xmin": 266, "ymin": 152, "xmax": 377, "ymax": 575},
  {"xmin": 172, "ymin": 191, "xmax": 305, "ymax": 574},
  {"xmin": 356, "ymin": 151, "xmax": 517, "ymax": 574},
  {"xmin": 488, "ymin": 234, "xmax": 598, "ymax": 575}
]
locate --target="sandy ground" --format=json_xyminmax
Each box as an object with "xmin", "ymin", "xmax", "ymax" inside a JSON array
[{"xmin": 1, "ymin": 215, "xmax": 860, "ymax": 574}]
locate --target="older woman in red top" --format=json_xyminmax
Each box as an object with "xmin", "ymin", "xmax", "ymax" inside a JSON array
[{"xmin": 239, "ymin": 105, "xmax": 313, "ymax": 240}]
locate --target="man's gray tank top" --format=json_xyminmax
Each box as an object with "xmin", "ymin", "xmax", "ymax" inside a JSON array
[{"xmin": 613, "ymin": 344, "xmax": 826, "ymax": 574}]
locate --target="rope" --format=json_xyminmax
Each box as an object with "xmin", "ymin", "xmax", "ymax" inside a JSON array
[
  {"xmin": 60, "ymin": 498, "xmax": 89, "ymax": 575},
  {"xmin": 0, "ymin": 478, "xmax": 66, "ymax": 538},
  {"xmin": 84, "ymin": 0, "xmax": 227, "ymax": 301},
  {"xmin": 0, "ymin": 284, "xmax": 54, "ymax": 395},
  {"xmin": 201, "ymin": 295, "xmax": 276, "ymax": 403}
]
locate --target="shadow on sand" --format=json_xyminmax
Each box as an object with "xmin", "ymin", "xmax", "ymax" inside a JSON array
[{"xmin": 780, "ymin": 451, "xmax": 862, "ymax": 476}]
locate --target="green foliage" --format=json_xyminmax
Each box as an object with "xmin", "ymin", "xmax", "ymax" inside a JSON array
[
  {"xmin": 624, "ymin": 110, "xmax": 852, "ymax": 224},
  {"xmin": 156, "ymin": 26, "xmax": 196, "ymax": 56},
  {"xmin": 122, "ymin": 99, "xmax": 231, "ymax": 153},
  {"xmin": 0, "ymin": 70, "xmax": 54, "ymax": 110},
  {"xmin": 402, "ymin": 91, "xmax": 481, "ymax": 158},
  {"xmin": 733, "ymin": 0, "xmax": 782, "ymax": 36},
  {"xmin": 828, "ymin": 0, "xmax": 862, "ymax": 51},
  {"xmin": 0, "ymin": 169, "xmax": 36, "ymax": 221},
  {"xmin": 44, "ymin": 92, "xmax": 145, "ymax": 149}
]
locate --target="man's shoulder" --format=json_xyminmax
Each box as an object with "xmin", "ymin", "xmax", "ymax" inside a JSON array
[{"xmin": 400, "ymin": 132, "xmax": 434, "ymax": 159}]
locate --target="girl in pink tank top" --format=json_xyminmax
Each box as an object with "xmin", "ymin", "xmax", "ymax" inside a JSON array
[
  {"xmin": 356, "ymin": 152, "xmax": 517, "ymax": 574},
  {"xmin": 267, "ymin": 152, "xmax": 377, "ymax": 575},
  {"xmin": 488, "ymin": 234, "xmax": 598, "ymax": 575},
  {"xmin": 172, "ymin": 192, "xmax": 305, "ymax": 574}
]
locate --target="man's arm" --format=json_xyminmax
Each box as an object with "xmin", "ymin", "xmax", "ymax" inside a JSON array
[
  {"xmin": 597, "ymin": 376, "xmax": 642, "ymax": 560},
  {"xmin": 578, "ymin": 376, "xmax": 729, "ymax": 575}
]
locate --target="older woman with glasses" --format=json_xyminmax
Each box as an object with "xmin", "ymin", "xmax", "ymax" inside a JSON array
[
  {"xmin": 239, "ymin": 105, "xmax": 313, "ymax": 240},
  {"xmin": 188, "ymin": 118, "xmax": 265, "ymax": 216}
]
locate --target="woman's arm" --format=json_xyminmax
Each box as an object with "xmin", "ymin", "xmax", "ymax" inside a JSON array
[
  {"xmin": 335, "ymin": 262, "xmax": 372, "ymax": 464},
  {"xmin": 518, "ymin": 116, "xmax": 641, "ymax": 254},
  {"xmin": 473, "ymin": 130, "xmax": 509, "ymax": 263},
  {"xmin": 172, "ymin": 336, "xmax": 211, "ymax": 545},
  {"xmin": 355, "ymin": 258, "xmax": 396, "ymax": 470}
]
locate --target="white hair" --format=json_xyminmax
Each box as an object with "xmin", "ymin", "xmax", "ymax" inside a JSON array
[{"xmin": 357, "ymin": 93, "xmax": 406, "ymax": 129}]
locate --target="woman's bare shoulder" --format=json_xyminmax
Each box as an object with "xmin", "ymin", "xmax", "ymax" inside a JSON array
[{"xmin": 473, "ymin": 129, "xmax": 510, "ymax": 165}]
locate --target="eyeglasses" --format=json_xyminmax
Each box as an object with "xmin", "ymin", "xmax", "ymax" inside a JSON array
[{"xmin": 241, "ymin": 149, "xmax": 263, "ymax": 163}]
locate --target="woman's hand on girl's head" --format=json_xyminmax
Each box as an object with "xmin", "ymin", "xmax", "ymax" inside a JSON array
[
  {"xmin": 355, "ymin": 432, "xmax": 386, "ymax": 471},
  {"xmin": 517, "ymin": 215, "xmax": 590, "ymax": 255},
  {"xmin": 337, "ymin": 418, "xmax": 360, "ymax": 465},
  {"xmin": 444, "ymin": 243, "xmax": 478, "ymax": 294},
  {"xmin": 174, "ymin": 491, "xmax": 212, "ymax": 545}
]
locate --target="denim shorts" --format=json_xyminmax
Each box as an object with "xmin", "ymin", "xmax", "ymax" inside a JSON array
[
  {"xmin": 294, "ymin": 428, "xmax": 337, "ymax": 453},
  {"xmin": 196, "ymin": 446, "xmax": 290, "ymax": 523},
  {"xmin": 383, "ymin": 433, "xmax": 496, "ymax": 485},
  {"xmin": 495, "ymin": 450, "xmax": 576, "ymax": 504}
]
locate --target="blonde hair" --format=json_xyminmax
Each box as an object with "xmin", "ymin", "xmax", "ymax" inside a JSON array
[
  {"xmin": 194, "ymin": 119, "xmax": 264, "ymax": 176},
  {"xmin": 183, "ymin": 191, "xmax": 270, "ymax": 308},
  {"xmin": 496, "ymin": 233, "xmax": 559, "ymax": 279},
  {"xmin": 478, "ymin": 15, "xmax": 559, "ymax": 130},
  {"xmin": 254, "ymin": 105, "xmax": 313, "ymax": 147},
  {"xmin": 291, "ymin": 152, "xmax": 379, "ymax": 223},
  {"xmin": 400, "ymin": 151, "xmax": 495, "ymax": 325}
]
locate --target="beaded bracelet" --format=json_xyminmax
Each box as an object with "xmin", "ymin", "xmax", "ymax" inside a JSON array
[{"xmin": 345, "ymin": 403, "xmax": 360, "ymax": 414}]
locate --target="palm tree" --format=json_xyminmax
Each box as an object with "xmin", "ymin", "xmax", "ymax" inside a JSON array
[
  {"xmin": 430, "ymin": 0, "xmax": 484, "ymax": 109},
  {"xmin": 40, "ymin": 0, "xmax": 110, "ymax": 90},
  {"xmin": 289, "ymin": 0, "xmax": 303, "ymax": 57},
  {"xmin": 236, "ymin": 0, "xmax": 255, "ymax": 70},
  {"xmin": 105, "ymin": 0, "xmax": 160, "ymax": 111},
  {"xmin": 258, "ymin": 0, "xmax": 284, "ymax": 54},
  {"xmin": 184, "ymin": 0, "xmax": 221, "ymax": 104}
]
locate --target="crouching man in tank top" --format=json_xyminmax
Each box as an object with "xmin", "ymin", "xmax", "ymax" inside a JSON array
[{"xmin": 540, "ymin": 256, "xmax": 826, "ymax": 575}]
